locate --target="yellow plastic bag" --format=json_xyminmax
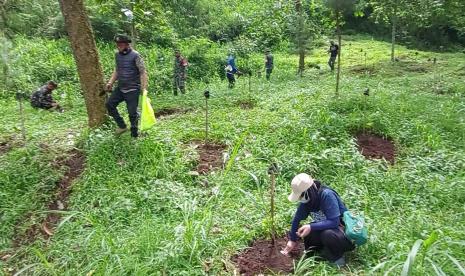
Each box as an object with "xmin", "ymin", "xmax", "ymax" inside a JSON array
[{"xmin": 139, "ymin": 89, "xmax": 156, "ymax": 131}]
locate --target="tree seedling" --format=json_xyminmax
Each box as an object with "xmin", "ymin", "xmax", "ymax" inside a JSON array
[{"xmin": 204, "ymin": 90, "xmax": 210, "ymax": 145}]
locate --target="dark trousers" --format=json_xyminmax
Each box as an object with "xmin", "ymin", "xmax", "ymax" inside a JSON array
[
  {"xmin": 266, "ymin": 68, "xmax": 273, "ymax": 80},
  {"xmin": 106, "ymin": 87, "xmax": 140, "ymax": 137},
  {"xmin": 328, "ymin": 56, "xmax": 337, "ymax": 71},
  {"xmin": 227, "ymin": 73, "xmax": 235, "ymax": 88},
  {"xmin": 304, "ymin": 228, "xmax": 355, "ymax": 262}
]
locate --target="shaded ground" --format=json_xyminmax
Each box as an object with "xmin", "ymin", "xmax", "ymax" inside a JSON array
[
  {"xmin": 356, "ymin": 132, "xmax": 396, "ymax": 164},
  {"xmin": 12, "ymin": 149, "xmax": 86, "ymax": 247},
  {"xmin": 155, "ymin": 107, "xmax": 191, "ymax": 119},
  {"xmin": 233, "ymin": 238, "xmax": 303, "ymax": 276},
  {"xmin": 192, "ymin": 142, "xmax": 226, "ymax": 174}
]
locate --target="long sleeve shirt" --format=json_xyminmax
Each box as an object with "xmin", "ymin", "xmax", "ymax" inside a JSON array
[{"xmin": 289, "ymin": 188, "xmax": 347, "ymax": 242}]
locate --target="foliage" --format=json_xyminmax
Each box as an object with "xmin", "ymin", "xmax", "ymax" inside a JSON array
[{"xmin": 1, "ymin": 36, "xmax": 464, "ymax": 275}]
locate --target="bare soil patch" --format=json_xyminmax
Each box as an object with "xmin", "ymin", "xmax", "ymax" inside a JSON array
[
  {"xmin": 232, "ymin": 238, "xmax": 304, "ymax": 276},
  {"xmin": 236, "ymin": 100, "xmax": 256, "ymax": 110},
  {"xmin": 349, "ymin": 65, "xmax": 378, "ymax": 75},
  {"xmin": 12, "ymin": 149, "xmax": 86, "ymax": 247},
  {"xmin": 356, "ymin": 132, "xmax": 396, "ymax": 164},
  {"xmin": 192, "ymin": 141, "xmax": 226, "ymax": 174},
  {"xmin": 0, "ymin": 136, "xmax": 22, "ymax": 155},
  {"xmin": 155, "ymin": 107, "xmax": 190, "ymax": 119}
]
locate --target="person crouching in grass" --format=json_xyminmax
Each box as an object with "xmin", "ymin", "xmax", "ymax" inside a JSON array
[
  {"xmin": 30, "ymin": 81, "xmax": 63, "ymax": 112},
  {"xmin": 281, "ymin": 173, "xmax": 355, "ymax": 268}
]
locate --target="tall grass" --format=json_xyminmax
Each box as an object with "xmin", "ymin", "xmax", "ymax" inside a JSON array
[{"xmin": 1, "ymin": 35, "xmax": 464, "ymax": 275}]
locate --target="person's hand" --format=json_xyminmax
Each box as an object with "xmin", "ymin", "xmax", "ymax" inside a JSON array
[
  {"xmin": 105, "ymin": 82, "xmax": 113, "ymax": 92},
  {"xmin": 280, "ymin": 240, "xmax": 297, "ymax": 256},
  {"xmin": 297, "ymin": 225, "xmax": 311, "ymax": 238}
]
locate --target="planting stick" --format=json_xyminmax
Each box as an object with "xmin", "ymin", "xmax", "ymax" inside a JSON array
[
  {"xmin": 204, "ymin": 90, "xmax": 210, "ymax": 145},
  {"xmin": 268, "ymin": 163, "xmax": 278, "ymax": 246},
  {"xmin": 17, "ymin": 92, "xmax": 26, "ymax": 141}
]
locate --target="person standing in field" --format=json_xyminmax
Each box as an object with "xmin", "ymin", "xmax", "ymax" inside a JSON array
[
  {"xmin": 173, "ymin": 49, "xmax": 188, "ymax": 95},
  {"xmin": 105, "ymin": 35, "xmax": 148, "ymax": 138},
  {"xmin": 30, "ymin": 81, "xmax": 63, "ymax": 112},
  {"xmin": 328, "ymin": 41, "xmax": 339, "ymax": 72},
  {"xmin": 281, "ymin": 173, "xmax": 355, "ymax": 268},
  {"xmin": 226, "ymin": 52, "xmax": 238, "ymax": 89},
  {"xmin": 265, "ymin": 49, "xmax": 274, "ymax": 80}
]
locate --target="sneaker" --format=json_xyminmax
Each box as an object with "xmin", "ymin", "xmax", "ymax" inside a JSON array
[
  {"xmin": 331, "ymin": 256, "xmax": 346, "ymax": 268},
  {"xmin": 115, "ymin": 127, "xmax": 128, "ymax": 135}
]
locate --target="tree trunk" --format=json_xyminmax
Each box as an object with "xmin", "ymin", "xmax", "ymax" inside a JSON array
[
  {"xmin": 391, "ymin": 15, "xmax": 396, "ymax": 62},
  {"xmin": 336, "ymin": 12, "xmax": 342, "ymax": 96},
  {"xmin": 58, "ymin": 0, "xmax": 107, "ymax": 127}
]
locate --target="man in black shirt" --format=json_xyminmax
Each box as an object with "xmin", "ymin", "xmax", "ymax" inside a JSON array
[{"xmin": 328, "ymin": 41, "xmax": 339, "ymax": 71}]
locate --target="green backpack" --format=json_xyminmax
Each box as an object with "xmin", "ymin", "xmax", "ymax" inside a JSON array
[{"xmin": 343, "ymin": 210, "xmax": 368, "ymax": 246}]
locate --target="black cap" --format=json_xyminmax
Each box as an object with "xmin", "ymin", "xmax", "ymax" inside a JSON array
[
  {"xmin": 47, "ymin": 80, "xmax": 58, "ymax": 88},
  {"xmin": 114, "ymin": 35, "xmax": 132, "ymax": 43}
]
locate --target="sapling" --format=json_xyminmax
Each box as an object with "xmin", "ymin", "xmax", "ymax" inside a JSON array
[{"xmin": 204, "ymin": 90, "xmax": 210, "ymax": 145}]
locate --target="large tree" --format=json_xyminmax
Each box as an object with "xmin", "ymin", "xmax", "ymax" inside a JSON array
[{"xmin": 58, "ymin": 0, "xmax": 107, "ymax": 127}]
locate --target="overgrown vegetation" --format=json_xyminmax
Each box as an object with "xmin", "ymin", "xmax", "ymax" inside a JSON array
[{"xmin": 1, "ymin": 36, "xmax": 464, "ymax": 275}]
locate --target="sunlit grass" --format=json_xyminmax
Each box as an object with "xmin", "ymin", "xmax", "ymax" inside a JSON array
[{"xmin": 0, "ymin": 35, "xmax": 464, "ymax": 275}]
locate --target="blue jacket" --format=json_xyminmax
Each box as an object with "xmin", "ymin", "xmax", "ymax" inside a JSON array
[
  {"xmin": 227, "ymin": 55, "xmax": 237, "ymax": 74},
  {"xmin": 289, "ymin": 185, "xmax": 347, "ymax": 242}
]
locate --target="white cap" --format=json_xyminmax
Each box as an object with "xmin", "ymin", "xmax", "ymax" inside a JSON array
[{"xmin": 288, "ymin": 173, "xmax": 314, "ymax": 202}]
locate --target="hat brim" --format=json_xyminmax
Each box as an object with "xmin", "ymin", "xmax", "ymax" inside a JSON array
[{"xmin": 288, "ymin": 192, "xmax": 302, "ymax": 202}]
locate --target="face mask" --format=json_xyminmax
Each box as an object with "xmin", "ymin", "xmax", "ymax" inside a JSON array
[{"xmin": 299, "ymin": 190, "xmax": 310, "ymax": 203}]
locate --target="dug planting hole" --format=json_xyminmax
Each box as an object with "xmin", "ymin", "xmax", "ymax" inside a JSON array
[
  {"xmin": 155, "ymin": 107, "xmax": 191, "ymax": 119},
  {"xmin": 233, "ymin": 164, "xmax": 304, "ymax": 275},
  {"xmin": 191, "ymin": 141, "xmax": 226, "ymax": 174},
  {"xmin": 12, "ymin": 149, "xmax": 86, "ymax": 247},
  {"xmin": 355, "ymin": 132, "xmax": 396, "ymax": 164}
]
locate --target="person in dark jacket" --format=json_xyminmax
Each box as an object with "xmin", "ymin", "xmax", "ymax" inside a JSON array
[
  {"xmin": 328, "ymin": 41, "xmax": 339, "ymax": 71},
  {"xmin": 30, "ymin": 81, "xmax": 62, "ymax": 112},
  {"xmin": 264, "ymin": 49, "xmax": 274, "ymax": 80},
  {"xmin": 225, "ymin": 53, "xmax": 238, "ymax": 89},
  {"xmin": 105, "ymin": 35, "xmax": 148, "ymax": 138},
  {"xmin": 281, "ymin": 173, "xmax": 355, "ymax": 267}
]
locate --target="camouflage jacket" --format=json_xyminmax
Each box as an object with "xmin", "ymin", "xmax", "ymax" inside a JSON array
[
  {"xmin": 30, "ymin": 85, "xmax": 54, "ymax": 106},
  {"xmin": 174, "ymin": 56, "xmax": 188, "ymax": 78}
]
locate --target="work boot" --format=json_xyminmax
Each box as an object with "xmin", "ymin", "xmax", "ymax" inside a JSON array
[{"xmin": 115, "ymin": 127, "xmax": 128, "ymax": 135}]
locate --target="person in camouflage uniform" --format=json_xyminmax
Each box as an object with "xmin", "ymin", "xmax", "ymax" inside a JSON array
[
  {"xmin": 265, "ymin": 49, "xmax": 274, "ymax": 81},
  {"xmin": 173, "ymin": 49, "xmax": 188, "ymax": 95},
  {"xmin": 30, "ymin": 81, "xmax": 62, "ymax": 112}
]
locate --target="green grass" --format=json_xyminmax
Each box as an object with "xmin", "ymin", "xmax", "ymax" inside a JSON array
[{"xmin": 0, "ymin": 35, "xmax": 464, "ymax": 275}]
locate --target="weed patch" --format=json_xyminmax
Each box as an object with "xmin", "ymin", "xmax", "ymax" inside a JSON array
[{"xmin": 232, "ymin": 238, "xmax": 303, "ymax": 275}]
